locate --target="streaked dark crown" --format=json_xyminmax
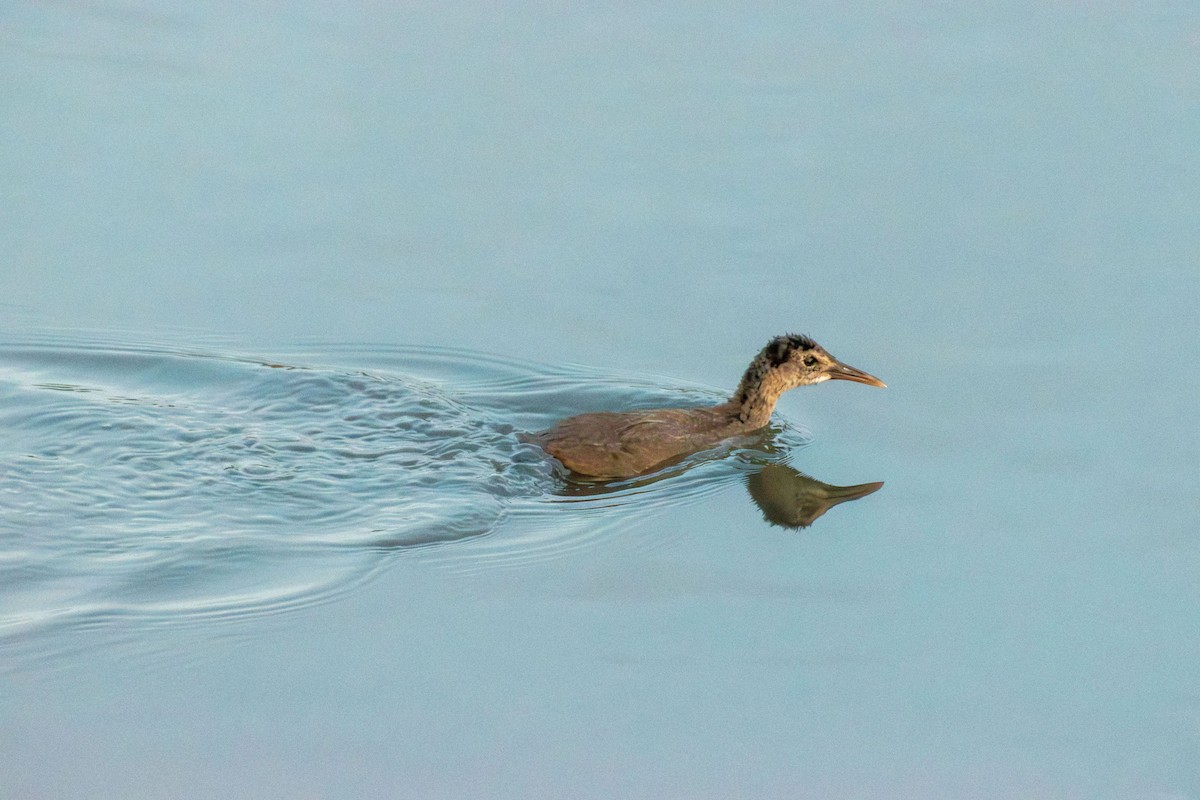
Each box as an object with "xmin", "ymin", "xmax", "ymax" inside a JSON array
[{"xmin": 763, "ymin": 333, "xmax": 817, "ymax": 366}]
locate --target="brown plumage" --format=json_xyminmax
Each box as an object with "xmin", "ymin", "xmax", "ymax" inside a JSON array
[{"xmin": 527, "ymin": 334, "xmax": 885, "ymax": 479}]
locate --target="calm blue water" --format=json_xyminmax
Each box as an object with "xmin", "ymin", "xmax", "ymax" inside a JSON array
[{"xmin": 3, "ymin": 2, "xmax": 1199, "ymax": 798}]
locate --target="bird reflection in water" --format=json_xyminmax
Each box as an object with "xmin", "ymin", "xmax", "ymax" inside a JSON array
[
  {"xmin": 745, "ymin": 464, "xmax": 882, "ymax": 529},
  {"xmin": 549, "ymin": 435, "xmax": 882, "ymax": 531}
]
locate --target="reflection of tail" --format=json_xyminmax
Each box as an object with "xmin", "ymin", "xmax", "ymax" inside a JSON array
[{"xmin": 746, "ymin": 464, "xmax": 883, "ymax": 529}]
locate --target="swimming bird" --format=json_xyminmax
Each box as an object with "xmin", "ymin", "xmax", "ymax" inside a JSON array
[{"xmin": 527, "ymin": 334, "xmax": 885, "ymax": 479}]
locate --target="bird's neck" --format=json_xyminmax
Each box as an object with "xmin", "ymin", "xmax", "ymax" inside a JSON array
[{"xmin": 729, "ymin": 362, "xmax": 790, "ymax": 429}]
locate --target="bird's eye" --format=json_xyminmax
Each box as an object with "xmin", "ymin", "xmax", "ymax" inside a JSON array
[{"xmin": 803, "ymin": 355, "xmax": 818, "ymax": 367}]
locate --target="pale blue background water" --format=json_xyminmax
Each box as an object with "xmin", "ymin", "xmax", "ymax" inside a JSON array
[{"xmin": 2, "ymin": 3, "xmax": 1199, "ymax": 798}]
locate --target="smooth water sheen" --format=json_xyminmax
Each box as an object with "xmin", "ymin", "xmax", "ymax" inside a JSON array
[
  {"xmin": 2, "ymin": 2, "xmax": 1198, "ymax": 798},
  {"xmin": 0, "ymin": 335, "xmax": 813, "ymax": 664}
]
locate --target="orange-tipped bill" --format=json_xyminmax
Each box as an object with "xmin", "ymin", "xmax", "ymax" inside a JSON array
[{"xmin": 826, "ymin": 361, "xmax": 887, "ymax": 388}]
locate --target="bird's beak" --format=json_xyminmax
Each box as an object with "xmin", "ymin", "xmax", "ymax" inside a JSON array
[{"xmin": 826, "ymin": 360, "xmax": 887, "ymax": 388}]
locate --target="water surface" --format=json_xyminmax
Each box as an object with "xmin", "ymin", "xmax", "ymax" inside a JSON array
[
  {"xmin": 2, "ymin": 2, "xmax": 1198, "ymax": 798},
  {"xmin": 1, "ymin": 334, "xmax": 827, "ymax": 667}
]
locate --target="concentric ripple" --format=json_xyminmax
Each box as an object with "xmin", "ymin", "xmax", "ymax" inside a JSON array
[{"xmin": 0, "ymin": 334, "xmax": 811, "ymax": 656}]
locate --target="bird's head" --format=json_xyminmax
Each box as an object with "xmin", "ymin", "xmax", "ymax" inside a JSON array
[{"xmin": 756, "ymin": 334, "xmax": 886, "ymax": 391}]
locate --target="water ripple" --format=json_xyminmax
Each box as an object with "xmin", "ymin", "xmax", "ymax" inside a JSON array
[{"xmin": 0, "ymin": 335, "xmax": 810, "ymax": 660}]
